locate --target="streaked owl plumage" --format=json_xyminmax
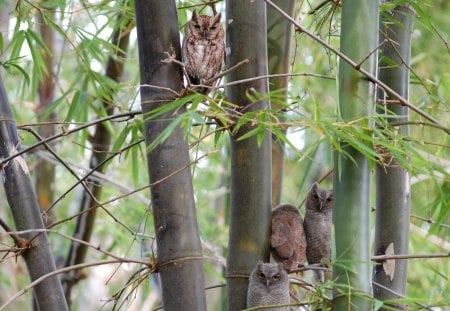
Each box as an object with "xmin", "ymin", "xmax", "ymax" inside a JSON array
[
  {"xmin": 181, "ymin": 10, "xmax": 225, "ymax": 93},
  {"xmin": 271, "ymin": 204, "xmax": 307, "ymax": 272},
  {"xmin": 304, "ymin": 182, "xmax": 333, "ymax": 281},
  {"xmin": 247, "ymin": 262, "xmax": 290, "ymax": 310}
]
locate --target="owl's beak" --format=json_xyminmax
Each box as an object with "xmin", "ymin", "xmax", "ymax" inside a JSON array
[{"xmin": 266, "ymin": 279, "xmax": 271, "ymax": 288}]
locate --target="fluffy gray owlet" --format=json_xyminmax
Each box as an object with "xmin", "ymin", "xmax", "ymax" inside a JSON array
[
  {"xmin": 304, "ymin": 182, "xmax": 333, "ymax": 282},
  {"xmin": 182, "ymin": 10, "xmax": 225, "ymax": 94},
  {"xmin": 271, "ymin": 204, "xmax": 307, "ymax": 272},
  {"xmin": 247, "ymin": 262, "xmax": 290, "ymax": 311}
]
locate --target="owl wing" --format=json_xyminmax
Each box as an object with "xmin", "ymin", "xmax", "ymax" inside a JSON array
[
  {"xmin": 271, "ymin": 224, "xmax": 294, "ymax": 259},
  {"xmin": 291, "ymin": 219, "xmax": 307, "ymax": 264}
]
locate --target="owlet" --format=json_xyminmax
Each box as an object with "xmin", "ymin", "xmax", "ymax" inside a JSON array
[
  {"xmin": 271, "ymin": 204, "xmax": 307, "ymax": 272},
  {"xmin": 304, "ymin": 182, "xmax": 333, "ymax": 282},
  {"xmin": 182, "ymin": 10, "xmax": 225, "ymax": 94},
  {"xmin": 247, "ymin": 262, "xmax": 290, "ymax": 311}
]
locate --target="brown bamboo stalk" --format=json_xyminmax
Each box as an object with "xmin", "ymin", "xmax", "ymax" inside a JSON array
[{"xmin": 134, "ymin": 1, "xmax": 207, "ymax": 310}]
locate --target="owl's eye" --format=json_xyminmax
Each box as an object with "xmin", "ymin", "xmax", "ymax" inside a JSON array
[
  {"xmin": 257, "ymin": 272, "xmax": 264, "ymax": 278},
  {"xmin": 326, "ymin": 197, "xmax": 332, "ymax": 202},
  {"xmin": 210, "ymin": 25, "xmax": 218, "ymax": 30},
  {"xmin": 193, "ymin": 24, "xmax": 200, "ymax": 29},
  {"xmin": 272, "ymin": 274, "xmax": 280, "ymax": 280},
  {"xmin": 312, "ymin": 194, "xmax": 319, "ymax": 200}
]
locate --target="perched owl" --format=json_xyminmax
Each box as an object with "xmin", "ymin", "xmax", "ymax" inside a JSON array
[
  {"xmin": 182, "ymin": 10, "xmax": 225, "ymax": 94},
  {"xmin": 271, "ymin": 204, "xmax": 307, "ymax": 272},
  {"xmin": 304, "ymin": 182, "xmax": 333, "ymax": 282},
  {"xmin": 247, "ymin": 262, "xmax": 290, "ymax": 310}
]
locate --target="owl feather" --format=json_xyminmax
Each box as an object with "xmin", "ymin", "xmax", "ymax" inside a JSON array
[
  {"xmin": 247, "ymin": 262, "xmax": 290, "ymax": 310},
  {"xmin": 182, "ymin": 10, "xmax": 225, "ymax": 94},
  {"xmin": 271, "ymin": 204, "xmax": 307, "ymax": 272},
  {"xmin": 304, "ymin": 182, "xmax": 333, "ymax": 282}
]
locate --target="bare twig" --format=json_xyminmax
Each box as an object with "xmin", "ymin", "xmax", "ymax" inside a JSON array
[
  {"xmin": 264, "ymin": 0, "xmax": 450, "ymax": 134},
  {"xmin": 34, "ymin": 149, "xmax": 150, "ymax": 205},
  {"xmin": 47, "ymin": 139, "xmax": 144, "ymax": 214},
  {"xmin": 2, "ymin": 228, "xmax": 146, "ymax": 265},
  {"xmin": 372, "ymin": 252, "xmax": 449, "ymax": 261},
  {"xmin": 0, "ymin": 259, "xmax": 151, "ymax": 311},
  {"xmin": 216, "ymin": 72, "xmax": 334, "ymax": 90},
  {"xmin": 372, "ymin": 281, "xmax": 434, "ymax": 310},
  {"xmin": 411, "ymin": 214, "xmax": 450, "ymax": 229},
  {"xmin": 21, "ymin": 127, "xmax": 100, "ymax": 206},
  {"xmin": 0, "ymin": 111, "xmax": 142, "ymax": 167},
  {"xmin": 204, "ymin": 58, "xmax": 250, "ymax": 85},
  {"xmin": 48, "ymin": 151, "xmax": 212, "ymax": 231},
  {"xmin": 0, "ymin": 218, "xmax": 28, "ymax": 249},
  {"xmin": 389, "ymin": 120, "xmax": 450, "ymax": 133}
]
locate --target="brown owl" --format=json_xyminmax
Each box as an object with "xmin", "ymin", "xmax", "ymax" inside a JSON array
[
  {"xmin": 304, "ymin": 182, "xmax": 333, "ymax": 282},
  {"xmin": 271, "ymin": 204, "xmax": 307, "ymax": 272},
  {"xmin": 181, "ymin": 10, "xmax": 225, "ymax": 94}
]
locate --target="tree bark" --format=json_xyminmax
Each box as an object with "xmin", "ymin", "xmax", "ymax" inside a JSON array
[
  {"xmin": 373, "ymin": 4, "xmax": 413, "ymax": 308},
  {"xmin": 0, "ymin": 77, "xmax": 68, "ymax": 311},
  {"xmin": 333, "ymin": 0, "xmax": 378, "ymax": 309},
  {"xmin": 134, "ymin": 1, "xmax": 206, "ymax": 310},
  {"xmin": 226, "ymin": 1, "xmax": 272, "ymax": 310},
  {"xmin": 267, "ymin": 0, "xmax": 295, "ymax": 207}
]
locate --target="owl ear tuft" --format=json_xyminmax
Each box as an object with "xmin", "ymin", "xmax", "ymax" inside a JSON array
[
  {"xmin": 311, "ymin": 182, "xmax": 319, "ymax": 193},
  {"xmin": 213, "ymin": 13, "xmax": 222, "ymax": 23},
  {"xmin": 192, "ymin": 9, "xmax": 199, "ymax": 20}
]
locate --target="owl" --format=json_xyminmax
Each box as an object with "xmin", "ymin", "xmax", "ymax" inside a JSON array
[
  {"xmin": 271, "ymin": 204, "xmax": 307, "ymax": 272},
  {"xmin": 247, "ymin": 262, "xmax": 290, "ymax": 310},
  {"xmin": 181, "ymin": 10, "xmax": 225, "ymax": 94},
  {"xmin": 304, "ymin": 182, "xmax": 333, "ymax": 282}
]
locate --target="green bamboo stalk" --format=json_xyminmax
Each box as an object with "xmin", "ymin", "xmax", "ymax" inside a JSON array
[
  {"xmin": 134, "ymin": 1, "xmax": 206, "ymax": 310},
  {"xmin": 373, "ymin": 4, "xmax": 413, "ymax": 307},
  {"xmin": 267, "ymin": 0, "xmax": 295, "ymax": 207},
  {"xmin": 225, "ymin": 1, "xmax": 272, "ymax": 310},
  {"xmin": 0, "ymin": 77, "xmax": 68, "ymax": 311},
  {"xmin": 333, "ymin": 0, "xmax": 378, "ymax": 309}
]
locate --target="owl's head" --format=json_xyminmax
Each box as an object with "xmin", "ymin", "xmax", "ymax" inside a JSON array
[
  {"xmin": 186, "ymin": 10, "xmax": 223, "ymax": 40},
  {"xmin": 306, "ymin": 182, "xmax": 333, "ymax": 212},
  {"xmin": 251, "ymin": 261, "xmax": 287, "ymax": 288}
]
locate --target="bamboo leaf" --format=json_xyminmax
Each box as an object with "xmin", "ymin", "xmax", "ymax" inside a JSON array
[
  {"xmin": 146, "ymin": 114, "xmax": 184, "ymax": 152},
  {"xmin": 9, "ymin": 30, "xmax": 26, "ymax": 61}
]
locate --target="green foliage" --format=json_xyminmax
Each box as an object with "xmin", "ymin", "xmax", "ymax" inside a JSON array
[{"xmin": 0, "ymin": 0, "xmax": 448, "ymax": 310}]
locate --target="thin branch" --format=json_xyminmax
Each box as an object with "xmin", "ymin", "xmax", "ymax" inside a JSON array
[
  {"xmin": 356, "ymin": 39, "xmax": 387, "ymax": 70},
  {"xmin": 372, "ymin": 281, "xmax": 434, "ymax": 311},
  {"xmin": 21, "ymin": 127, "xmax": 100, "ymax": 205},
  {"xmin": 372, "ymin": 252, "xmax": 449, "ymax": 261},
  {"xmin": 411, "ymin": 214, "xmax": 450, "ymax": 229},
  {"xmin": 0, "ymin": 111, "xmax": 142, "ymax": 167},
  {"xmin": 215, "ymin": 72, "xmax": 334, "ymax": 90},
  {"xmin": 204, "ymin": 58, "xmax": 250, "ymax": 85},
  {"xmin": 2, "ymin": 228, "xmax": 147, "ymax": 265},
  {"xmin": 0, "ymin": 259, "xmax": 151, "ymax": 311},
  {"xmin": 0, "ymin": 218, "xmax": 28, "ymax": 249},
  {"xmin": 389, "ymin": 120, "xmax": 450, "ymax": 133},
  {"xmin": 264, "ymin": 0, "xmax": 450, "ymax": 134},
  {"xmin": 47, "ymin": 139, "xmax": 144, "ymax": 214},
  {"xmin": 34, "ymin": 149, "xmax": 150, "ymax": 205},
  {"xmin": 48, "ymin": 151, "xmax": 212, "ymax": 231}
]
